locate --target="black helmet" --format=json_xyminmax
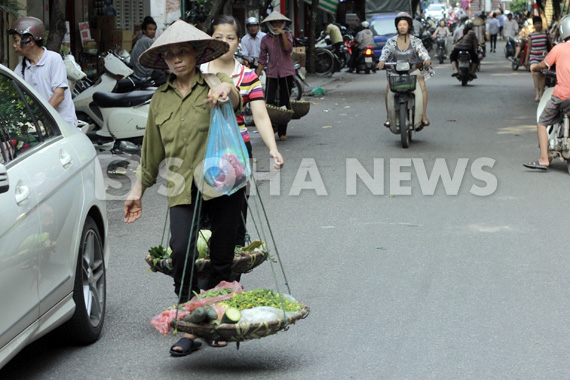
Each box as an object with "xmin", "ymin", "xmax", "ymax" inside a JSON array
[{"xmin": 395, "ymin": 12, "xmax": 413, "ymax": 29}]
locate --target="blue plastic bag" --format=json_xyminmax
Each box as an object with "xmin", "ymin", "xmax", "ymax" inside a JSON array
[{"xmin": 202, "ymin": 102, "xmax": 251, "ymax": 196}]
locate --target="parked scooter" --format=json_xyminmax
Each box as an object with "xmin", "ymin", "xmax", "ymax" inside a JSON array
[
  {"xmin": 537, "ymin": 70, "xmax": 570, "ymax": 174},
  {"xmin": 421, "ymin": 30, "xmax": 434, "ymax": 53},
  {"xmin": 70, "ymin": 51, "xmax": 155, "ymax": 153},
  {"xmin": 456, "ymin": 50, "xmax": 476, "ymax": 86},
  {"xmin": 383, "ymin": 61, "xmax": 429, "ymax": 148}
]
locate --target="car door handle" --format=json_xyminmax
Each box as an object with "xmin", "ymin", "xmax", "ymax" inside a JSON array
[
  {"xmin": 60, "ymin": 150, "xmax": 72, "ymax": 168},
  {"xmin": 15, "ymin": 184, "xmax": 30, "ymax": 205}
]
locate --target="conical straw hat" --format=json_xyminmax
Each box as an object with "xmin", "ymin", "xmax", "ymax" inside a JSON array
[
  {"xmin": 139, "ymin": 20, "xmax": 228, "ymax": 70},
  {"xmin": 261, "ymin": 10, "xmax": 291, "ymax": 25}
]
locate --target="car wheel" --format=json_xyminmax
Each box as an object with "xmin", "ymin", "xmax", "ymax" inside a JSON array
[{"xmin": 62, "ymin": 216, "xmax": 106, "ymax": 344}]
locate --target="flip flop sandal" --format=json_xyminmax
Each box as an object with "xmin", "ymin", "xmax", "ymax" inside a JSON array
[
  {"xmin": 203, "ymin": 339, "xmax": 228, "ymax": 348},
  {"xmin": 522, "ymin": 161, "xmax": 548, "ymax": 171},
  {"xmin": 169, "ymin": 337, "xmax": 202, "ymax": 357}
]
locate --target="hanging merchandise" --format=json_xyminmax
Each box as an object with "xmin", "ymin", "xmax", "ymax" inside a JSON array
[
  {"xmin": 201, "ymin": 101, "xmax": 251, "ymax": 196},
  {"xmin": 148, "ymin": 170, "xmax": 310, "ymax": 343}
]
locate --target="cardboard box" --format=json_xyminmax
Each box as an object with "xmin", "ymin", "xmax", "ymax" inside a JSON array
[
  {"xmin": 292, "ymin": 47, "xmax": 306, "ymax": 54},
  {"xmin": 110, "ymin": 30, "xmax": 134, "ymax": 51},
  {"xmin": 97, "ymin": 15, "xmax": 116, "ymax": 30},
  {"xmin": 292, "ymin": 52, "xmax": 306, "ymax": 67}
]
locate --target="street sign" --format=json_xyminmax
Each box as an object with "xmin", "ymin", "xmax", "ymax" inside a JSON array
[{"xmin": 460, "ymin": 0, "xmax": 468, "ymax": 9}]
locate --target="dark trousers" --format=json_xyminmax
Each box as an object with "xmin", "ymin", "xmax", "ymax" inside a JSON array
[
  {"xmin": 266, "ymin": 76, "xmax": 294, "ymax": 137},
  {"xmin": 169, "ymin": 184, "xmax": 246, "ymax": 301},
  {"xmin": 490, "ymin": 34, "xmax": 498, "ymax": 50},
  {"xmin": 235, "ymin": 141, "xmax": 253, "ymax": 247},
  {"xmin": 350, "ymin": 46, "xmax": 361, "ymax": 69}
]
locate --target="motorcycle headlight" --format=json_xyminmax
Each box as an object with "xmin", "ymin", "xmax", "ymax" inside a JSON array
[{"xmin": 396, "ymin": 61, "xmax": 410, "ymax": 72}]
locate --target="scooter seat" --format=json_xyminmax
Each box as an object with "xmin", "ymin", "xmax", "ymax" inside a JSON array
[
  {"xmin": 93, "ymin": 90, "xmax": 154, "ymax": 108},
  {"xmin": 561, "ymin": 98, "xmax": 570, "ymax": 115},
  {"xmin": 113, "ymin": 76, "xmax": 154, "ymax": 93}
]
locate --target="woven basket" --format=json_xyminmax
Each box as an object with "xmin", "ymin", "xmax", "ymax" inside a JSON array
[
  {"xmin": 174, "ymin": 305, "xmax": 310, "ymax": 342},
  {"xmin": 266, "ymin": 105, "xmax": 294, "ymax": 125},
  {"xmin": 145, "ymin": 250, "xmax": 268, "ymax": 278},
  {"xmin": 290, "ymin": 101, "xmax": 310, "ymax": 119}
]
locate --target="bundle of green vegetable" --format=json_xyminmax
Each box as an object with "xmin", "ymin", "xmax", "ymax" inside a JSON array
[
  {"xmin": 147, "ymin": 245, "xmax": 171, "ymax": 266},
  {"xmin": 219, "ymin": 289, "xmax": 301, "ymax": 312},
  {"xmin": 194, "ymin": 288, "xmax": 234, "ymax": 300}
]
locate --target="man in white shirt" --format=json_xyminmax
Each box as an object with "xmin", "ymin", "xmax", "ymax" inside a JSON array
[
  {"xmin": 9, "ymin": 17, "xmax": 77, "ymax": 127},
  {"xmin": 503, "ymin": 13, "xmax": 519, "ymax": 40},
  {"xmin": 241, "ymin": 17, "xmax": 266, "ymax": 66}
]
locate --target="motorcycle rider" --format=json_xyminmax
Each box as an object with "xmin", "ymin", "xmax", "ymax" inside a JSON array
[
  {"xmin": 240, "ymin": 17, "xmax": 266, "ymax": 67},
  {"xmin": 347, "ymin": 21, "xmax": 374, "ymax": 73},
  {"xmin": 8, "ymin": 17, "xmax": 77, "ymax": 127},
  {"xmin": 523, "ymin": 16, "xmax": 570, "ymax": 170},
  {"xmin": 432, "ymin": 19, "xmax": 451, "ymax": 58},
  {"xmin": 378, "ymin": 12, "xmax": 431, "ymax": 128},
  {"xmin": 450, "ymin": 21, "xmax": 479, "ymax": 79}
]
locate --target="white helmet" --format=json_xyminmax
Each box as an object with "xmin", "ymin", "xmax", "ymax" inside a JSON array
[
  {"xmin": 560, "ymin": 15, "xmax": 570, "ymax": 41},
  {"xmin": 361, "ymin": 21, "xmax": 369, "ymax": 29},
  {"xmin": 246, "ymin": 17, "xmax": 259, "ymax": 26}
]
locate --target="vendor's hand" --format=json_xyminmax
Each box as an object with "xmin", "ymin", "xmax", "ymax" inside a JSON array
[
  {"xmin": 270, "ymin": 149, "xmax": 284, "ymax": 169},
  {"xmin": 274, "ymin": 27, "xmax": 283, "ymax": 34},
  {"xmin": 205, "ymin": 83, "xmax": 231, "ymax": 108},
  {"xmin": 377, "ymin": 61, "xmax": 385, "ymax": 70},
  {"xmin": 124, "ymin": 196, "xmax": 142, "ymax": 223},
  {"xmin": 424, "ymin": 59, "xmax": 431, "ymax": 67}
]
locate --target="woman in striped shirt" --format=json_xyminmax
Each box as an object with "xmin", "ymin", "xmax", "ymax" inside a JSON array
[
  {"xmin": 201, "ymin": 14, "xmax": 284, "ymax": 253},
  {"xmin": 525, "ymin": 16, "xmax": 552, "ymax": 102}
]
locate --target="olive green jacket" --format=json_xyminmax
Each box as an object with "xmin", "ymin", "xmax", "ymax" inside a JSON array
[{"xmin": 136, "ymin": 71, "xmax": 243, "ymax": 207}]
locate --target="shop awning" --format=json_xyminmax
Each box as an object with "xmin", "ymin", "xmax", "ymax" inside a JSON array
[{"xmin": 303, "ymin": 0, "xmax": 339, "ymax": 15}]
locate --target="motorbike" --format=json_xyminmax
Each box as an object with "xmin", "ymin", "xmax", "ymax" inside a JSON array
[
  {"xmin": 421, "ymin": 30, "xmax": 434, "ymax": 53},
  {"xmin": 346, "ymin": 35, "xmax": 377, "ymax": 74},
  {"xmin": 505, "ymin": 36, "xmax": 517, "ymax": 59},
  {"xmin": 383, "ymin": 61, "xmax": 428, "ymax": 148},
  {"xmin": 436, "ymin": 38, "xmax": 446, "ymax": 64},
  {"xmin": 510, "ymin": 38, "xmax": 529, "ymax": 71},
  {"xmin": 537, "ymin": 70, "xmax": 570, "ymax": 174},
  {"xmin": 456, "ymin": 50, "xmax": 476, "ymax": 86},
  {"xmin": 355, "ymin": 46, "xmax": 377, "ymax": 74},
  {"xmin": 70, "ymin": 51, "xmax": 155, "ymax": 153}
]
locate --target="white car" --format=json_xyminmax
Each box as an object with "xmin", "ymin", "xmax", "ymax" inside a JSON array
[
  {"xmin": 425, "ymin": 3, "xmax": 447, "ymax": 20},
  {"xmin": 0, "ymin": 63, "xmax": 109, "ymax": 369}
]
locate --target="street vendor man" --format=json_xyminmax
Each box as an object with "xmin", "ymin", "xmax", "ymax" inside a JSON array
[
  {"xmin": 9, "ymin": 17, "xmax": 77, "ymax": 127},
  {"xmin": 124, "ymin": 20, "xmax": 244, "ymax": 356}
]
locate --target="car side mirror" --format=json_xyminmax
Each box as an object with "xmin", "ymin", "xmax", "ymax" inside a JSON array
[{"xmin": 0, "ymin": 164, "xmax": 9, "ymax": 194}]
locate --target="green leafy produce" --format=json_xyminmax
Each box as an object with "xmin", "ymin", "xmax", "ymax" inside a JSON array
[
  {"xmin": 221, "ymin": 307, "xmax": 241, "ymax": 324},
  {"xmin": 219, "ymin": 289, "xmax": 301, "ymax": 312},
  {"xmin": 197, "ymin": 229, "xmax": 211, "ymax": 259},
  {"xmin": 148, "ymin": 245, "xmax": 172, "ymax": 265},
  {"xmin": 195, "ymin": 288, "xmax": 234, "ymax": 299}
]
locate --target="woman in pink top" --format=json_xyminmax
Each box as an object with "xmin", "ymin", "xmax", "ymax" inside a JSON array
[{"xmin": 256, "ymin": 11, "xmax": 295, "ymax": 140}]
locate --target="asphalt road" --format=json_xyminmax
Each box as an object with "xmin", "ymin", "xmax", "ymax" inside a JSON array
[{"xmin": 3, "ymin": 40, "xmax": 570, "ymax": 380}]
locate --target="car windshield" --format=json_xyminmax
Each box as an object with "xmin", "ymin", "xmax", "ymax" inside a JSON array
[{"xmin": 370, "ymin": 18, "xmax": 395, "ymax": 36}]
